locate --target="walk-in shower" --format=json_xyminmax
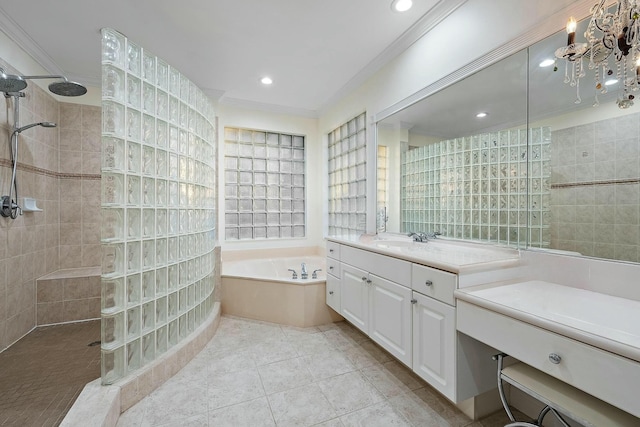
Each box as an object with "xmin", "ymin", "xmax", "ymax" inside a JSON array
[{"xmin": 0, "ymin": 68, "xmax": 87, "ymax": 219}]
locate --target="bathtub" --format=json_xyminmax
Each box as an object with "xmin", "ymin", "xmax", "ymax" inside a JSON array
[{"xmin": 221, "ymin": 254, "xmax": 343, "ymax": 327}]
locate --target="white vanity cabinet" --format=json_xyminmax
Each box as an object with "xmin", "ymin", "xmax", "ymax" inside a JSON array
[
  {"xmin": 326, "ymin": 238, "xmax": 503, "ymax": 406},
  {"xmin": 335, "ymin": 245, "xmax": 413, "ymax": 366},
  {"xmin": 325, "ymin": 241, "xmax": 341, "ymax": 313}
]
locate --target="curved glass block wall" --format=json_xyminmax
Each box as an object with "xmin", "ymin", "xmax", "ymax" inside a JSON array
[
  {"xmin": 328, "ymin": 113, "xmax": 367, "ymax": 237},
  {"xmin": 100, "ymin": 28, "xmax": 217, "ymax": 384}
]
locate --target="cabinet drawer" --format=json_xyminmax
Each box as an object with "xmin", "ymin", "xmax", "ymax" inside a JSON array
[
  {"xmin": 326, "ymin": 274, "xmax": 341, "ymax": 313},
  {"xmin": 457, "ymin": 300, "xmax": 640, "ymax": 418},
  {"xmin": 326, "ymin": 258, "xmax": 341, "ymax": 278},
  {"xmin": 341, "ymin": 245, "xmax": 411, "ymax": 285},
  {"xmin": 326, "ymin": 241, "xmax": 341, "ymax": 260},
  {"xmin": 412, "ymin": 264, "xmax": 457, "ymax": 306}
]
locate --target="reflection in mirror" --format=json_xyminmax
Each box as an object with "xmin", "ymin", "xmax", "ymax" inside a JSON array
[{"xmin": 377, "ymin": 14, "xmax": 639, "ymax": 263}]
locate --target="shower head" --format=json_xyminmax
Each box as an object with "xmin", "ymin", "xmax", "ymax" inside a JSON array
[
  {"xmin": 13, "ymin": 121, "xmax": 57, "ymax": 135},
  {"xmin": 0, "ymin": 68, "xmax": 27, "ymax": 93},
  {"xmin": 13, "ymin": 74, "xmax": 87, "ymax": 97},
  {"xmin": 48, "ymin": 80, "xmax": 87, "ymax": 97}
]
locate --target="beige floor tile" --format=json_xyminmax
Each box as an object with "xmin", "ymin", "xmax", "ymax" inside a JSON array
[
  {"xmin": 268, "ymin": 383, "xmax": 337, "ymax": 427},
  {"xmin": 304, "ymin": 349, "xmax": 356, "ymax": 381},
  {"xmin": 312, "ymin": 418, "xmax": 344, "ymax": 427},
  {"xmin": 289, "ymin": 331, "xmax": 336, "ymax": 355},
  {"xmin": 208, "ymin": 397, "xmax": 276, "ymax": 427},
  {"xmin": 204, "ymin": 345, "xmax": 257, "ymax": 376},
  {"xmin": 249, "ymin": 336, "xmax": 299, "ymax": 366},
  {"xmin": 360, "ymin": 363, "xmax": 416, "ymax": 399},
  {"xmin": 207, "ymin": 367, "xmax": 265, "ymax": 411},
  {"xmin": 388, "ymin": 390, "xmax": 468, "ymax": 427},
  {"xmin": 317, "ymin": 371, "xmax": 384, "ymax": 416},
  {"xmin": 339, "ymin": 401, "xmax": 411, "ymax": 427},
  {"xmin": 140, "ymin": 377, "xmax": 208, "ymax": 426},
  {"xmin": 381, "ymin": 360, "xmax": 425, "ymax": 391},
  {"xmin": 257, "ymin": 356, "xmax": 314, "ymax": 395},
  {"xmin": 409, "ymin": 386, "xmax": 473, "ymax": 427}
]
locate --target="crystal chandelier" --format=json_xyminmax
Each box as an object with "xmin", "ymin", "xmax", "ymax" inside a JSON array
[{"xmin": 555, "ymin": 0, "xmax": 640, "ymax": 109}]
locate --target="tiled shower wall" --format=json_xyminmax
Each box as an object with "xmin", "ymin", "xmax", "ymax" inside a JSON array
[
  {"xmin": 0, "ymin": 58, "xmax": 102, "ymax": 351},
  {"xmin": 401, "ymin": 128, "xmax": 551, "ymax": 247},
  {"xmin": 327, "ymin": 113, "xmax": 367, "ymax": 237},
  {"xmin": 551, "ymin": 113, "xmax": 640, "ymax": 262},
  {"xmin": 58, "ymin": 103, "xmax": 102, "ymax": 268},
  {"xmin": 100, "ymin": 28, "xmax": 217, "ymax": 384}
]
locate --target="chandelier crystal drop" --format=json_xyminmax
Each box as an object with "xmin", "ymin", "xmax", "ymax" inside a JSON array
[{"xmin": 555, "ymin": 0, "xmax": 640, "ymax": 109}]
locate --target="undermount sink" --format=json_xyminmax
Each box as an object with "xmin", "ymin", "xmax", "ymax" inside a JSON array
[{"xmin": 373, "ymin": 240, "xmax": 417, "ymax": 249}]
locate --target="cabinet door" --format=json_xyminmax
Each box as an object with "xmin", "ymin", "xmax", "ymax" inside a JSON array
[
  {"xmin": 326, "ymin": 273, "xmax": 341, "ymax": 313},
  {"xmin": 412, "ymin": 291, "xmax": 455, "ymax": 400},
  {"xmin": 340, "ymin": 263, "xmax": 369, "ymax": 333},
  {"xmin": 369, "ymin": 274, "xmax": 412, "ymax": 366}
]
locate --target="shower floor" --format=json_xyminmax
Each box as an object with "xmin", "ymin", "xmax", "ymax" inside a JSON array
[{"xmin": 0, "ymin": 320, "xmax": 101, "ymax": 427}]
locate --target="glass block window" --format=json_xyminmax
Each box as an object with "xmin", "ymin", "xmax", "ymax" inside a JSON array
[
  {"xmin": 100, "ymin": 28, "xmax": 217, "ymax": 385},
  {"xmin": 328, "ymin": 113, "xmax": 367, "ymax": 237},
  {"xmin": 224, "ymin": 127, "xmax": 305, "ymax": 240},
  {"xmin": 377, "ymin": 145, "xmax": 388, "ymax": 233},
  {"xmin": 401, "ymin": 128, "xmax": 551, "ymax": 247}
]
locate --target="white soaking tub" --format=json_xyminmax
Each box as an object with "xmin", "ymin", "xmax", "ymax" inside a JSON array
[{"xmin": 221, "ymin": 254, "xmax": 342, "ymax": 327}]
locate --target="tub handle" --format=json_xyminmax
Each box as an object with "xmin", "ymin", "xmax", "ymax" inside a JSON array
[
  {"xmin": 312, "ymin": 269, "xmax": 322, "ymax": 279},
  {"xmin": 288, "ymin": 269, "xmax": 298, "ymax": 279}
]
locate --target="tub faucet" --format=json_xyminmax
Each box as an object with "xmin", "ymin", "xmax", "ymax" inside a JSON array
[
  {"xmin": 288, "ymin": 269, "xmax": 298, "ymax": 279},
  {"xmin": 301, "ymin": 263, "xmax": 308, "ymax": 279},
  {"xmin": 312, "ymin": 269, "xmax": 322, "ymax": 279},
  {"xmin": 409, "ymin": 232, "xmax": 428, "ymax": 242}
]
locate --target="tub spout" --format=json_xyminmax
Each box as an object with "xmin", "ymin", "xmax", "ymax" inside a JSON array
[{"xmin": 301, "ymin": 263, "xmax": 308, "ymax": 279}]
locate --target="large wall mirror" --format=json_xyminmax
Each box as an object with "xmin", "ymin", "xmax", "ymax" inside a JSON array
[{"xmin": 377, "ymin": 16, "xmax": 640, "ymax": 264}]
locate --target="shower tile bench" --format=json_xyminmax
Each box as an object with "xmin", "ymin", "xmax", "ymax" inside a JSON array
[{"xmin": 36, "ymin": 266, "xmax": 101, "ymax": 325}]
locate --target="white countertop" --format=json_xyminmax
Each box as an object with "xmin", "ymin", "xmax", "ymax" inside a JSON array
[
  {"xmin": 455, "ymin": 281, "xmax": 640, "ymax": 363},
  {"xmin": 327, "ymin": 234, "xmax": 520, "ymax": 274}
]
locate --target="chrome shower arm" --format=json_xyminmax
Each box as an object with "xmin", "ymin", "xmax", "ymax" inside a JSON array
[{"xmin": 20, "ymin": 74, "xmax": 69, "ymax": 82}]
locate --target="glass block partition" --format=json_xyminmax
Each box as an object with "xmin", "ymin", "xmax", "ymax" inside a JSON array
[
  {"xmin": 401, "ymin": 128, "xmax": 551, "ymax": 247},
  {"xmin": 377, "ymin": 145, "xmax": 388, "ymax": 233},
  {"xmin": 224, "ymin": 127, "xmax": 305, "ymax": 240},
  {"xmin": 328, "ymin": 113, "xmax": 367, "ymax": 237},
  {"xmin": 100, "ymin": 28, "xmax": 217, "ymax": 384}
]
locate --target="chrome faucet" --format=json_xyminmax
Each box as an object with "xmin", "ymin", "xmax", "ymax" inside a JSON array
[
  {"xmin": 301, "ymin": 263, "xmax": 308, "ymax": 279},
  {"xmin": 408, "ymin": 232, "xmax": 428, "ymax": 242},
  {"xmin": 312, "ymin": 269, "xmax": 322, "ymax": 279},
  {"xmin": 426, "ymin": 231, "xmax": 442, "ymax": 239},
  {"xmin": 288, "ymin": 269, "xmax": 298, "ymax": 279}
]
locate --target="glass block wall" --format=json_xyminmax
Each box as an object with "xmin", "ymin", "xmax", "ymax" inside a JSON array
[
  {"xmin": 224, "ymin": 127, "xmax": 305, "ymax": 240},
  {"xmin": 100, "ymin": 28, "xmax": 217, "ymax": 384},
  {"xmin": 401, "ymin": 128, "xmax": 551, "ymax": 247},
  {"xmin": 328, "ymin": 113, "xmax": 367, "ymax": 237},
  {"xmin": 377, "ymin": 145, "xmax": 388, "ymax": 233}
]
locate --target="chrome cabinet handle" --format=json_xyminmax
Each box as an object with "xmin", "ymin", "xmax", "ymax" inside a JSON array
[
  {"xmin": 329, "ymin": 291, "xmax": 334, "ymax": 295},
  {"xmin": 549, "ymin": 353, "xmax": 561, "ymax": 364},
  {"xmin": 329, "ymin": 266, "xmax": 334, "ymax": 270},
  {"xmin": 411, "ymin": 299, "xmax": 417, "ymax": 304},
  {"xmin": 425, "ymin": 280, "xmax": 433, "ymax": 286},
  {"xmin": 366, "ymin": 279, "xmax": 372, "ymax": 284},
  {"xmin": 329, "ymin": 249, "xmax": 334, "ymax": 253}
]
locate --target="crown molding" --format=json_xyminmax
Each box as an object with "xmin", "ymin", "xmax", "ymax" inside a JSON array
[
  {"xmin": 0, "ymin": 6, "xmax": 65, "ymax": 76},
  {"xmin": 319, "ymin": 0, "xmax": 468, "ymax": 115}
]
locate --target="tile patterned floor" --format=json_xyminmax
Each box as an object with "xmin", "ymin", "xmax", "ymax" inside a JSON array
[
  {"xmin": 0, "ymin": 320, "xmax": 101, "ymax": 427},
  {"xmin": 118, "ymin": 316, "xmax": 522, "ymax": 427}
]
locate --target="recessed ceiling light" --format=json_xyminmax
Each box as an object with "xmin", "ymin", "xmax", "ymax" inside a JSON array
[
  {"xmin": 391, "ymin": 0, "xmax": 413, "ymax": 12},
  {"xmin": 604, "ymin": 78, "xmax": 618, "ymax": 86},
  {"xmin": 260, "ymin": 76, "xmax": 273, "ymax": 85},
  {"xmin": 539, "ymin": 58, "xmax": 555, "ymax": 68},
  {"xmin": 476, "ymin": 112, "xmax": 488, "ymax": 118}
]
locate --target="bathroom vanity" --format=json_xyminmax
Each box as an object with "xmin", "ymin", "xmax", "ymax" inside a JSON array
[
  {"xmin": 455, "ymin": 252, "xmax": 640, "ymax": 420},
  {"xmin": 325, "ymin": 234, "xmax": 522, "ymax": 405}
]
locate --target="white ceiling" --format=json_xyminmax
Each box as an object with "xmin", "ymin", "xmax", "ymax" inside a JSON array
[{"xmin": 0, "ymin": 0, "xmax": 465, "ymax": 116}]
